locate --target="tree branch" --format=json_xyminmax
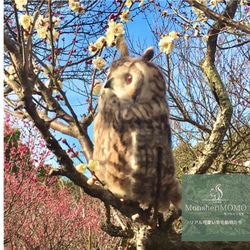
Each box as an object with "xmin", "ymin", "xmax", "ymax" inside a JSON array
[
  {"xmin": 189, "ymin": 1, "xmax": 235, "ymax": 174},
  {"xmin": 5, "ymin": 31, "xmax": 149, "ymax": 223},
  {"xmin": 184, "ymin": 0, "xmax": 250, "ymax": 34},
  {"xmin": 5, "ymin": 31, "xmax": 94, "ymax": 163}
]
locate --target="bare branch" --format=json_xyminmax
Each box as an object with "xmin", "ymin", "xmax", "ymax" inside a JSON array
[{"xmin": 184, "ymin": 0, "xmax": 250, "ymax": 34}]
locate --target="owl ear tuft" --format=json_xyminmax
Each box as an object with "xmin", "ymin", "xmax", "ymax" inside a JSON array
[
  {"xmin": 120, "ymin": 41, "xmax": 129, "ymax": 57},
  {"xmin": 141, "ymin": 47, "xmax": 154, "ymax": 62},
  {"xmin": 116, "ymin": 35, "xmax": 129, "ymax": 57}
]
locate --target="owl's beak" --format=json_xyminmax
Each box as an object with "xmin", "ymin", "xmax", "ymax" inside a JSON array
[{"xmin": 104, "ymin": 78, "xmax": 113, "ymax": 89}]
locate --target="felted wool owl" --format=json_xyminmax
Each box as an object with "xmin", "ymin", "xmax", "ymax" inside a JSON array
[{"xmin": 93, "ymin": 42, "xmax": 181, "ymax": 212}]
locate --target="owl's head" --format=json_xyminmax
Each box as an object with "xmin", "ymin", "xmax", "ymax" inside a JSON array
[{"xmin": 103, "ymin": 43, "xmax": 165, "ymax": 104}]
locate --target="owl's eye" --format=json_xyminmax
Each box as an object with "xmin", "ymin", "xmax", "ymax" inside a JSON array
[{"xmin": 126, "ymin": 73, "xmax": 133, "ymax": 85}]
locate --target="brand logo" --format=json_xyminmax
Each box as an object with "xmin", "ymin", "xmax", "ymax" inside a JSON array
[
  {"xmin": 210, "ymin": 184, "xmax": 223, "ymax": 202},
  {"xmin": 204, "ymin": 184, "xmax": 228, "ymax": 203}
]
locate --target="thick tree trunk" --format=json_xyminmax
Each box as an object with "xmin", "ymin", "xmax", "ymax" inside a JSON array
[
  {"xmin": 189, "ymin": 60, "xmax": 233, "ymax": 174},
  {"xmin": 188, "ymin": 0, "xmax": 236, "ymax": 174}
]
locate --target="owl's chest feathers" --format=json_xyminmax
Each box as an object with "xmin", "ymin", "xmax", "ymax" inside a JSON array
[
  {"xmin": 94, "ymin": 97, "xmax": 171, "ymax": 187},
  {"xmin": 97, "ymin": 96, "xmax": 170, "ymax": 149},
  {"xmin": 99, "ymin": 109, "xmax": 169, "ymax": 170}
]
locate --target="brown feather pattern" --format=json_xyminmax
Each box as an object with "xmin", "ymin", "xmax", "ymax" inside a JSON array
[{"xmin": 93, "ymin": 47, "xmax": 181, "ymax": 211}]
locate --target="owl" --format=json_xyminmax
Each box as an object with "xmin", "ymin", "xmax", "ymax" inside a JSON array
[{"xmin": 93, "ymin": 42, "xmax": 181, "ymax": 212}]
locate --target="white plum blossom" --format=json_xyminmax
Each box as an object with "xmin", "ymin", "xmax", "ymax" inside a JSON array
[
  {"xmin": 92, "ymin": 57, "xmax": 106, "ymax": 70},
  {"xmin": 106, "ymin": 20, "xmax": 125, "ymax": 37},
  {"xmin": 92, "ymin": 81, "xmax": 102, "ymax": 95},
  {"xmin": 8, "ymin": 65, "xmax": 16, "ymax": 75},
  {"xmin": 159, "ymin": 32, "xmax": 179, "ymax": 54},
  {"xmin": 19, "ymin": 14, "xmax": 33, "ymax": 29},
  {"xmin": 202, "ymin": 34, "xmax": 209, "ymax": 42},
  {"xmin": 69, "ymin": 0, "xmax": 85, "ymax": 14},
  {"xmin": 120, "ymin": 9, "xmax": 131, "ymax": 23},
  {"xmin": 7, "ymin": 65, "xmax": 17, "ymax": 80},
  {"xmin": 75, "ymin": 163, "xmax": 87, "ymax": 173},
  {"xmin": 69, "ymin": 0, "xmax": 80, "ymax": 11},
  {"xmin": 125, "ymin": 0, "xmax": 133, "ymax": 8},
  {"xmin": 194, "ymin": 29, "xmax": 200, "ymax": 37},
  {"xmin": 159, "ymin": 35, "xmax": 175, "ymax": 55},
  {"xmin": 106, "ymin": 20, "xmax": 125, "ymax": 47},
  {"xmin": 240, "ymin": 0, "xmax": 248, "ymax": 6},
  {"xmin": 15, "ymin": 0, "xmax": 27, "ymax": 10},
  {"xmin": 132, "ymin": 213, "xmax": 140, "ymax": 221},
  {"xmin": 169, "ymin": 31, "xmax": 180, "ymax": 40},
  {"xmin": 35, "ymin": 15, "xmax": 59, "ymax": 41},
  {"xmin": 37, "ymin": 28, "xmax": 47, "ymax": 39},
  {"xmin": 87, "ymin": 177, "xmax": 95, "ymax": 186},
  {"xmin": 53, "ymin": 16, "xmax": 61, "ymax": 27},
  {"xmin": 35, "ymin": 16, "xmax": 50, "ymax": 39},
  {"xmin": 88, "ymin": 42, "xmax": 98, "ymax": 55},
  {"xmin": 94, "ymin": 36, "xmax": 106, "ymax": 49},
  {"xmin": 106, "ymin": 32, "xmax": 116, "ymax": 47},
  {"xmin": 184, "ymin": 34, "xmax": 190, "ymax": 41},
  {"xmin": 8, "ymin": 75, "xmax": 15, "ymax": 81},
  {"xmin": 88, "ymin": 160, "xmax": 100, "ymax": 171},
  {"xmin": 35, "ymin": 16, "xmax": 49, "ymax": 30}
]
